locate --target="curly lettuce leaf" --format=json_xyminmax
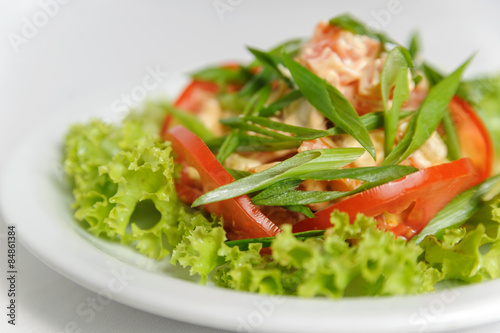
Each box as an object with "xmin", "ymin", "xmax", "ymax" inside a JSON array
[
  {"xmin": 171, "ymin": 211, "xmax": 283, "ymax": 290},
  {"xmin": 271, "ymin": 213, "xmax": 429, "ymax": 297},
  {"xmin": 419, "ymin": 196, "xmax": 500, "ymax": 283},
  {"xmin": 420, "ymin": 227, "xmax": 485, "ymax": 283},
  {"xmin": 201, "ymin": 212, "xmax": 431, "ymax": 297},
  {"xmin": 215, "ymin": 243, "xmax": 284, "ymax": 295},
  {"xmin": 100, "ymin": 135, "xmax": 180, "ymax": 259},
  {"xmin": 172, "ymin": 187, "xmax": 500, "ymax": 297},
  {"xmin": 64, "ymin": 104, "xmax": 183, "ymax": 259},
  {"xmin": 170, "ymin": 213, "xmax": 227, "ymax": 284},
  {"xmin": 483, "ymin": 241, "xmax": 500, "ymax": 278},
  {"xmin": 120, "ymin": 101, "xmax": 168, "ymax": 147},
  {"xmin": 64, "ymin": 121, "xmax": 120, "ymax": 237}
]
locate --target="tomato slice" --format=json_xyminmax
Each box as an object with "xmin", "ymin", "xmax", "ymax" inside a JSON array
[
  {"xmin": 161, "ymin": 80, "xmax": 217, "ymax": 204},
  {"xmin": 293, "ymin": 158, "xmax": 481, "ymax": 239},
  {"xmin": 161, "ymin": 75, "xmax": 491, "ymax": 242},
  {"xmin": 160, "ymin": 80, "xmax": 219, "ymax": 137},
  {"xmin": 164, "ymin": 125, "xmax": 282, "ymax": 240},
  {"xmin": 174, "ymin": 80, "xmax": 219, "ymax": 110},
  {"xmin": 450, "ymin": 96, "xmax": 493, "ymax": 181}
]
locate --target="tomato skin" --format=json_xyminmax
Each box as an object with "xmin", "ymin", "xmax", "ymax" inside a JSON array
[
  {"xmin": 164, "ymin": 125, "xmax": 281, "ymax": 240},
  {"xmin": 160, "ymin": 68, "xmax": 282, "ymax": 240},
  {"xmin": 160, "ymin": 65, "xmax": 246, "ymax": 137},
  {"xmin": 292, "ymin": 158, "xmax": 481, "ymax": 239},
  {"xmin": 160, "ymin": 80, "xmax": 219, "ymax": 138},
  {"xmin": 174, "ymin": 80, "xmax": 219, "ymax": 110},
  {"xmin": 450, "ymin": 96, "xmax": 493, "ymax": 181}
]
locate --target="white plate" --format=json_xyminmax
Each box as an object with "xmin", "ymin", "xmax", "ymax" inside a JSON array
[
  {"xmin": 1, "ymin": 70, "xmax": 500, "ymax": 333},
  {"xmin": 2, "ymin": 95, "xmax": 500, "ymax": 333},
  {"xmin": 2, "ymin": 90, "xmax": 500, "ymax": 333},
  {"xmin": 3, "ymin": 1, "xmax": 500, "ymax": 332}
]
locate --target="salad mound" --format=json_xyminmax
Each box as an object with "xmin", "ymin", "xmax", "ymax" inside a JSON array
[{"xmin": 64, "ymin": 14, "xmax": 500, "ymax": 297}]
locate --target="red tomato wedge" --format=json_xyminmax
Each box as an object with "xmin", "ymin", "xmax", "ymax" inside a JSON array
[
  {"xmin": 449, "ymin": 96, "xmax": 493, "ymax": 181},
  {"xmin": 293, "ymin": 158, "xmax": 481, "ymax": 239},
  {"xmin": 163, "ymin": 125, "xmax": 281, "ymax": 240},
  {"xmin": 174, "ymin": 80, "xmax": 219, "ymax": 110},
  {"xmin": 160, "ymin": 80, "xmax": 219, "ymax": 136},
  {"xmin": 160, "ymin": 63, "xmax": 256, "ymax": 137}
]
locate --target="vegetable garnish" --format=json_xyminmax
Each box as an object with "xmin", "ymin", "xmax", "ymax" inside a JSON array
[
  {"xmin": 282, "ymin": 53, "xmax": 377, "ymax": 159},
  {"xmin": 259, "ymin": 89, "xmax": 303, "ymax": 117},
  {"xmin": 160, "ymin": 79, "xmax": 219, "ymax": 137},
  {"xmin": 247, "ymin": 47, "xmax": 294, "ymax": 88},
  {"xmin": 380, "ymin": 46, "xmax": 412, "ymax": 156},
  {"xmin": 220, "ymin": 111, "xmax": 413, "ymax": 142},
  {"xmin": 164, "ymin": 125, "xmax": 281, "ymax": 240},
  {"xmin": 251, "ymin": 165, "xmax": 417, "ymax": 206},
  {"xmin": 382, "ymin": 57, "xmax": 472, "ymax": 165},
  {"xmin": 192, "ymin": 147, "xmax": 365, "ymax": 207},
  {"xmin": 449, "ymin": 96, "xmax": 494, "ymax": 180},
  {"xmin": 293, "ymin": 158, "xmax": 481, "ymax": 239},
  {"xmin": 421, "ymin": 66, "xmax": 494, "ymax": 178},
  {"xmin": 414, "ymin": 174, "xmax": 500, "ymax": 243},
  {"xmin": 329, "ymin": 13, "xmax": 397, "ymax": 46},
  {"xmin": 225, "ymin": 229, "xmax": 326, "ymax": 251},
  {"xmin": 63, "ymin": 14, "xmax": 500, "ymax": 298}
]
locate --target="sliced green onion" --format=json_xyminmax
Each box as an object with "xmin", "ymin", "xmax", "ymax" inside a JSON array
[
  {"xmin": 216, "ymin": 130, "xmax": 240, "ymax": 163},
  {"xmin": 253, "ymin": 165, "xmax": 417, "ymax": 206},
  {"xmin": 238, "ymin": 67, "xmax": 273, "ymax": 97},
  {"xmin": 207, "ymin": 134, "xmax": 300, "ymax": 152},
  {"xmin": 248, "ymin": 47, "xmax": 294, "ymax": 87},
  {"xmin": 162, "ymin": 104, "xmax": 215, "ymax": 142},
  {"xmin": 381, "ymin": 46, "xmax": 412, "ymax": 155},
  {"xmin": 282, "ymin": 53, "xmax": 376, "ymax": 159},
  {"xmin": 192, "ymin": 148, "xmax": 364, "ymax": 207},
  {"xmin": 285, "ymin": 205, "xmax": 315, "ymax": 218},
  {"xmin": 217, "ymin": 85, "xmax": 271, "ymax": 163},
  {"xmin": 383, "ymin": 56, "xmax": 472, "ymax": 165},
  {"xmin": 414, "ymin": 175, "xmax": 500, "ymax": 244},
  {"xmin": 225, "ymin": 230, "xmax": 326, "ymax": 251},
  {"xmin": 441, "ymin": 112, "xmax": 461, "ymax": 161},
  {"xmin": 259, "ymin": 90, "xmax": 303, "ymax": 117},
  {"xmin": 329, "ymin": 13, "xmax": 397, "ymax": 45},
  {"xmin": 191, "ymin": 65, "xmax": 252, "ymax": 87},
  {"xmin": 408, "ymin": 32, "xmax": 420, "ymax": 60}
]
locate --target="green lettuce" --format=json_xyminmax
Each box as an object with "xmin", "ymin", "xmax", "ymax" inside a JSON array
[
  {"xmin": 419, "ymin": 196, "xmax": 500, "ymax": 283},
  {"xmin": 174, "ymin": 211, "xmax": 434, "ymax": 297},
  {"xmin": 99, "ymin": 134, "xmax": 179, "ymax": 258},
  {"xmin": 170, "ymin": 212, "xmax": 226, "ymax": 284},
  {"xmin": 64, "ymin": 120, "xmax": 120, "ymax": 238},
  {"xmin": 216, "ymin": 243, "xmax": 284, "ymax": 295},
  {"xmin": 63, "ymin": 98, "xmax": 500, "ymax": 297},
  {"xmin": 170, "ymin": 210, "xmax": 283, "ymax": 290},
  {"xmin": 269, "ymin": 212, "xmax": 430, "ymax": 297},
  {"xmin": 64, "ymin": 104, "xmax": 187, "ymax": 259},
  {"xmin": 172, "ymin": 203, "xmax": 500, "ymax": 297}
]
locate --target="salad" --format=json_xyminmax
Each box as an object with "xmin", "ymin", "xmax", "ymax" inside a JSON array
[{"xmin": 64, "ymin": 14, "xmax": 500, "ymax": 298}]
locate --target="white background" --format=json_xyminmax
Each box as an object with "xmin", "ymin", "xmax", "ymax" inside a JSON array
[{"xmin": 1, "ymin": 0, "xmax": 500, "ymax": 332}]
